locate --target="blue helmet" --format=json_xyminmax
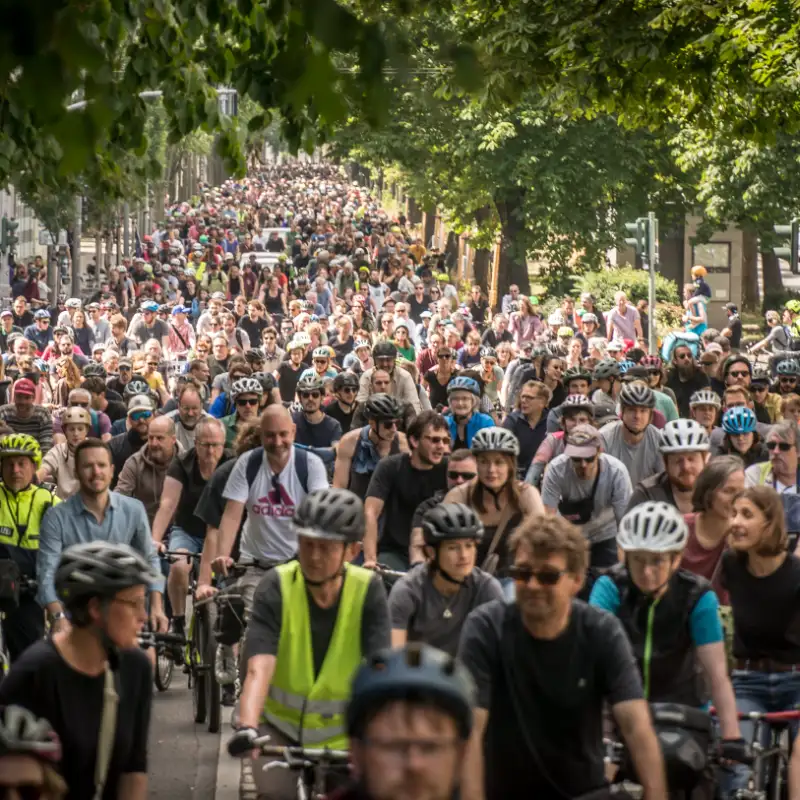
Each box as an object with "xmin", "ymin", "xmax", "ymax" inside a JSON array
[
  {"xmin": 447, "ymin": 376, "xmax": 480, "ymax": 397},
  {"xmin": 617, "ymin": 360, "xmax": 636, "ymax": 375},
  {"xmin": 722, "ymin": 406, "xmax": 757, "ymax": 436}
]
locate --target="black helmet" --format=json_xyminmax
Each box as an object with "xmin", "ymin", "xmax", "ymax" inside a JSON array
[
  {"xmin": 619, "ymin": 382, "xmax": 656, "ymax": 409},
  {"xmin": 372, "ymin": 341, "xmax": 397, "ymax": 359},
  {"xmin": 365, "ymin": 393, "xmax": 402, "ymax": 421},
  {"xmin": 251, "ymin": 371, "xmax": 276, "ymax": 393},
  {"xmin": 560, "ymin": 394, "xmax": 595, "ymax": 416},
  {"xmin": 123, "ymin": 378, "xmax": 151, "ymax": 400},
  {"xmin": 347, "ymin": 644, "xmax": 476, "ymax": 740},
  {"xmin": 422, "ymin": 503, "xmax": 484, "ymax": 545},
  {"xmin": 562, "ymin": 365, "xmax": 592, "ymax": 387},
  {"xmin": 333, "ymin": 372, "xmax": 360, "ymax": 392},
  {"xmin": 292, "ymin": 488, "xmax": 364, "ymax": 543},
  {"xmin": 55, "ymin": 542, "xmax": 160, "ymax": 607},
  {"xmin": 82, "ymin": 362, "xmax": 107, "ymax": 379}
]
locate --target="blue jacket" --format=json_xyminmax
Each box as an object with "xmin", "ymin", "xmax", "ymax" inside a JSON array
[{"xmin": 444, "ymin": 411, "xmax": 494, "ymax": 447}]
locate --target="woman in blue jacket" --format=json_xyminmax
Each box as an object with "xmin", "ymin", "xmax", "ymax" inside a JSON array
[{"xmin": 443, "ymin": 375, "xmax": 494, "ymax": 449}]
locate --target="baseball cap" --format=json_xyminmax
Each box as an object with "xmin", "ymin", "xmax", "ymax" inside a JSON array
[
  {"xmin": 127, "ymin": 395, "xmax": 153, "ymax": 414},
  {"xmin": 171, "ymin": 305, "xmax": 187, "ymax": 316},
  {"xmin": 118, "ymin": 358, "xmax": 133, "ymax": 369},
  {"xmin": 211, "ymin": 292, "xmax": 226, "ymax": 301},
  {"xmin": 0, "ymin": 310, "xmax": 12, "ymax": 319},
  {"xmin": 13, "ymin": 378, "xmax": 36, "ymax": 397},
  {"xmin": 564, "ymin": 425, "xmax": 602, "ymax": 459}
]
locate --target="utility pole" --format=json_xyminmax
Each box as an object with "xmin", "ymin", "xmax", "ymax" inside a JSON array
[
  {"xmin": 624, "ymin": 212, "xmax": 659, "ymax": 353},
  {"xmin": 123, "ymin": 202, "xmax": 130, "ymax": 257},
  {"xmin": 71, "ymin": 197, "xmax": 82, "ymax": 298}
]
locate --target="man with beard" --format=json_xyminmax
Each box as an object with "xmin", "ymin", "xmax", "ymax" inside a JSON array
[
  {"xmin": 115, "ymin": 415, "xmax": 181, "ymax": 526},
  {"xmin": 212, "ymin": 405, "xmax": 328, "ymax": 615},
  {"xmin": 357, "ymin": 342, "xmax": 421, "ymax": 414},
  {"xmin": 292, "ymin": 373, "xmax": 342, "ymax": 451},
  {"xmin": 164, "ymin": 380, "xmax": 210, "ymax": 449},
  {"xmin": 324, "ymin": 372, "xmax": 359, "ymax": 434},
  {"xmin": 628, "ymin": 419, "xmax": 711, "ymax": 515},
  {"xmin": 458, "ymin": 514, "xmax": 666, "ymax": 800},
  {"xmin": 600, "ymin": 382, "xmax": 664, "ymax": 486},
  {"xmin": 37, "ymin": 438, "xmax": 167, "ymax": 636},
  {"xmin": 51, "ymin": 332, "xmax": 89, "ymax": 373},
  {"xmin": 108, "ymin": 395, "xmax": 154, "ymax": 484},
  {"xmin": 363, "ymin": 411, "xmax": 449, "ymax": 572},
  {"xmin": 666, "ymin": 343, "xmax": 709, "ymax": 417}
]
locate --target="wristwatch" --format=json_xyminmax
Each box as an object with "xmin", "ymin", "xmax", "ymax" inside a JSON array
[{"xmin": 49, "ymin": 611, "xmax": 66, "ymax": 623}]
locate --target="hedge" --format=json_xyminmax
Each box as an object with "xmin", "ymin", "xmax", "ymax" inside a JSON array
[{"xmin": 579, "ymin": 267, "xmax": 681, "ymax": 309}]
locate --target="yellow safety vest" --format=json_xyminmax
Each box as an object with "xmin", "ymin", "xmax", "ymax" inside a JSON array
[
  {"xmin": 264, "ymin": 561, "xmax": 372, "ymax": 748},
  {"xmin": 0, "ymin": 484, "xmax": 60, "ymax": 552}
]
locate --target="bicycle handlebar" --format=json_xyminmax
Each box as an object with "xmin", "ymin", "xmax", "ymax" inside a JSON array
[
  {"xmin": 710, "ymin": 707, "xmax": 800, "ymax": 723},
  {"xmin": 138, "ymin": 631, "xmax": 185, "ymax": 649},
  {"xmin": 374, "ymin": 564, "xmax": 407, "ymax": 579},
  {"xmin": 252, "ymin": 739, "xmax": 349, "ymax": 762}
]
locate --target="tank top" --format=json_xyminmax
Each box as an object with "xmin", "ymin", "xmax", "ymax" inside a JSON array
[
  {"xmin": 348, "ymin": 431, "xmax": 402, "ymax": 499},
  {"xmin": 265, "ymin": 289, "xmax": 284, "ymax": 316}
]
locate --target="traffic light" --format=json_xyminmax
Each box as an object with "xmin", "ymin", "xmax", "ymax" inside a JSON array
[
  {"xmin": 1, "ymin": 217, "xmax": 19, "ymax": 254},
  {"xmin": 773, "ymin": 220, "xmax": 799, "ymax": 275},
  {"xmin": 624, "ymin": 216, "xmax": 657, "ymax": 270}
]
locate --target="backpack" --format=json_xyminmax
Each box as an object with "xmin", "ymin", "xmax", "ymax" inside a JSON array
[{"xmin": 244, "ymin": 445, "xmax": 309, "ymax": 494}]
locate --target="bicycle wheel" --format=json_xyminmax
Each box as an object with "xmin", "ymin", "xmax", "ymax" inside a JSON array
[
  {"xmin": 154, "ymin": 643, "xmax": 174, "ymax": 692},
  {"xmin": 192, "ymin": 611, "xmax": 208, "ymax": 724},
  {"xmin": 205, "ymin": 609, "xmax": 221, "ymax": 734}
]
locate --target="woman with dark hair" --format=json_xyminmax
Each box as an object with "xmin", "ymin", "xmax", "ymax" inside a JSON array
[
  {"xmin": 541, "ymin": 354, "xmax": 567, "ymax": 410},
  {"xmin": 721, "ymin": 484, "xmax": 800, "ymax": 796},
  {"xmin": 508, "ymin": 295, "xmax": 541, "ymax": 349}
]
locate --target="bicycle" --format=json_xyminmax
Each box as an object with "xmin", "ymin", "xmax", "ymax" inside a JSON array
[
  {"xmin": 0, "ymin": 574, "xmax": 37, "ymax": 681},
  {"xmin": 138, "ymin": 629, "xmax": 187, "ymax": 692},
  {"xmin": 374, "ymin": 563, "xmax": 406, "ymax": 593},
  {"xmin": 229, "ymin": 738, "xmax": 350, "ymax": 800}
]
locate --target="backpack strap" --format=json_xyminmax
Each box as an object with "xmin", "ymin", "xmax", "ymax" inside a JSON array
[
  {"xmin": 244, "ymin": 445, "xmax": 309, "ymax": 494},
  {"xmin": 294, "ymin": 446, "xmax": 309, "ymax": 494}
]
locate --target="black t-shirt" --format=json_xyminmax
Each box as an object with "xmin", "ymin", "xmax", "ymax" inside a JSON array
[
  {"xmin": 481, "ymin": 328, "xmax": 514, "ymax": 348},
  {"xmin": 169, "ymin": 448, "xmax": 231, "ymax": 540},
  {"xmin": 666, "ymin": 369, "xmax": 710, "ymax": 418},
  {"xmin": 277, "ymin": 361, "xmax": 303, "ymax": 403},
  {"xmin": 324, "ymin": 400, "xmax": 355, "ymax": 434},
  {"xmin": 239, "ymin": 315, "xmax": 268, "ymax": 347},
  {"xmin": 13, "ymin": 310, "xmax": 34, "ymax": 328},
  {"xmin": 458, "ymin": 600, "xmax": 643, "ymax": 799},
  {"xmin": 424, "ymin": 368, "xmax": 451, "ymax": 409},
  {"xmin": 0, "ymin": 639, "xmax": 152, "ymax": 800},
  {"xmin": 244, "ymin": 567, "xmax": 391, "ymax": 675},
  {"xmin": 103, "ymin": 399, "xmax": 127, "ymax": 423},
  {"xmin": 292, "ymin": 411, "xmax": 342, "ymax": 448},
  {"xmin": 195, "ymin": 457, "xmax": 242, "ymax": 560},
  {"xmin": 728, "ymin": 316, "xmax": 743, "ymax": 348},
  {"xmin": 721, "ymin": 551, "xmax": 800, "ymax": 663},
  {"xmin": 408, "ymin": 294, "xmax": 431, "ymax": 324},
  {"xmin": 331, "ymin": 336, "xmax": 354, "ymax": 365},
  {"xmin": 469, "ymin": 299, "xmax": 489, "ymax": 326},
  {"xmin": 366, "ymin": 453, "xmax": 448, "ymax": 555}
]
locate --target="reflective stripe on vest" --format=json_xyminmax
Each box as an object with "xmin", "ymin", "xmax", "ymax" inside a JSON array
[
  {"xmin": 755, "ymin": 461, "xmax": 772, "ymax": 486},
  {"xmin": 264, "ymin": 561, "xmax": 372, "ymax": 749}
]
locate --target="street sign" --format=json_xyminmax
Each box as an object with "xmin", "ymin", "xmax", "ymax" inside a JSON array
[{"xmin": 38, "ymin": 228, "xmax": 68, "ymax": 246}]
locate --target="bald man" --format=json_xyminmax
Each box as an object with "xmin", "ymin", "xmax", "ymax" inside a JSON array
[
  {"xmin": 116, "ymin": 415, "xmax": 181, "ymax": 525},
  {"xmin": 212, "ymin": 406, "xmax": 328, "ymax": 614}
]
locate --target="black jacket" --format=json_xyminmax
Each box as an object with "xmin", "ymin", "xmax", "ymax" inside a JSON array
[{"xmin": 108, "ymin": 428, "xmax": 146, "ymax": 487}]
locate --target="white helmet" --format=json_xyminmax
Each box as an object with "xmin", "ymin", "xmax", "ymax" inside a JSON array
[
  {"xmin": 617, "ymin": 502, "xmax": 689, "ymax": 553},
  {"xmin": 659, "ymin": 419, "xmax": 710, "ymax": 453},
  {"xmin": 689, "ymin": 389, "xmax": 721, "ymax": 409},
  {"xmin": 230, "ymin": 377, "xmax": 263, "ymax": 399}
]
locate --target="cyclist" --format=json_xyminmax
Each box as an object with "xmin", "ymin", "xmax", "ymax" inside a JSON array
[
  {"xmin": 589, "ymin": 502, "xmax": 741, "ymax": 740},
  {"xmin": 0, "ymin": 433, "xmax": 60, "ymax": 662},
  {"xmin": 600, "ymin": 381, "xmax": 664, "ymax": 486},
  {"xmin": 341, "ymin": 644, "xmax": 476, "ymax": 800},
  {"xmin": 292, "ymin": 373, "xmax": 343, "ymax": 453},
  {"xmin": 501, "ymin": 379, "xmax": 550, "ymax": 479},
  {"xmin": 715, "ymin": 406, "xmax": 768, "ymax": 466},
  {"xmin": 688, "ymin": 388, "xmax": 721, "ymax": 435},
  {"xmin": 108, "ymin": 394, "xmax": 154, "ymax": 484},
  {"xmin": 324, "ymin": 371, "xmax": 359, "ymax": 434},
  {"xmin": 544, "ymin": 365, "xmax": 592, "ymax": 432},
  {"xmin": 228, "ymin": 488, "xmax": 390, "ymax": 798},
  {"xmin": 37, "ymin": 406, "xmax": 91, "ymax": 500},
  {"xmin": 744, "ymin": 420, "xmax": 800, "ymax": 492},
  {"xmin": 458, "ymin": 513, "xmax": 666, "ymax": 800},
  {"xmin": 356, "ymin": 341, "xmax": 421, "ymax": 413},
  {"xmin": 333, "ymin": 393, "xmax": 408, "ymax": 499},
  {"xmin": 750, "ymin": 366, "xmax": 781, "ymax": 423},
  {"xmin": 442, "ymin": 376, "xmax": 494, "ymax": 450},
  {"xmin": 721, "ymin": 485, "xmax": 800, "ymax": 796},
  {"xmin": 628, "ymin": 419, "xmax": 711, "ymax": 514},
  {"xmin": 526, "ymin": 393, "xmax": 595, "ymax": 487},
  {"xmin": 445, "ymin": 427, "xmax": 543, "ymax": 579},
  {"xmin": 221, "ymin": 376, "xmax": 263, "ymax": 447},
  {"xmin": 0, "ymin": 541, "xmax": 159, "ymax": 799},
  {"xmin": 775, "ymin": 358, "xmax": 800, "ymax": 396},
  {"xmin": 590, "ymin": 357, "xmax": 620, "ymax": 406},
  {"xmin": 212, "ymin": 405, "xmax": 328, "ymax": 614},
  {"xmin": 0, "ymin": 704, "xmax": 66, "ymax": 799},
  {"xmin": 389, "ymin": 503, "xmax": 502, "ymax": 657}
]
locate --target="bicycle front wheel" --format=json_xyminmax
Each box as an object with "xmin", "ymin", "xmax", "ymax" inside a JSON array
[
  {"xmin": 205, "ymin": 609, "xmax": 221, "ymax": 733},
  {"xmin": 191, "ymin": 613, "xmax": 208, "ymax": 724},
  {"xmin": 154, "ymin": 644, "xmax": 174, "ymax": 692}
]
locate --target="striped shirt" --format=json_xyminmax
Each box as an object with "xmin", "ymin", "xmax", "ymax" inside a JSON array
[{"xmin": 0, "ymin": 404, "xmax": 53, "ymax": 453}]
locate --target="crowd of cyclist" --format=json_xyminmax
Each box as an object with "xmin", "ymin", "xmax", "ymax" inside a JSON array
[{"xmin": 3, "ymin": 161, "xmax": 800, "ymax": 800}]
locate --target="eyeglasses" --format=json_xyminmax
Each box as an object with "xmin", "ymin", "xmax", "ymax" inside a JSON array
[
  {"xmin": 507, "ymin": 565, "xmax": 566, "ymax": 586},
  {"xmin": 423, "ymin": 435, "xmax": 449, "ymax": 445},
  {"xmin": 196, "ymin": 440, "xmax": 224, "ymax": 449},
  {"xmin": 71, "ymin": 402, "xmax": 89, "ymax": 408},
  {"xmin": 300, "ymin": 391, "xmax": 321, "ymax": 399},
  {"xmin": 448, "ymin": 470, "xmax": 476, "ymax": 481},
  {"xmin": 781, "ymin": 376, "xmax": 798, "ymax": 382},
  {"xmin": 380, "ymin": 420, "xmax": 399, "ymax": 429},
  {"xmin": 236, "ymin": 397, "xmax": 259, "ymax": 407},
  {"xmin": 767, "ymin": 441, "xmax": 794, "ymax": 452},
  {"xmin": 729, "ymin": 370, "xmax": 750, "ymax": 378},
  {"xmin": 751, "ymin": 384, "xmax": 769, "ymax": 392},
  {"xmin": 129, "ymin": 410, "xmax": 153, "ymax": 421},
  {"xmin": 113, "ymin": 596, "xmax": 147, "ymax": 612},
  {"xmin": 674, "ymin": 352, "xmax": 693, "ymax": 360},
  {"xmin": 363, "ymin": 736, "xmax": 459, "ymax": 761},
  {"xmin": 340, "ymin": 386, "xmax": 357, "ymax": 394}
]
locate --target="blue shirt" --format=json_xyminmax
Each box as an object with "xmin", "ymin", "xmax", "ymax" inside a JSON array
[
  {"xmin": 589, "ymin": 575, "xmax": 723, "ymax": 647},
  {"xmin": 37, "ymin": 491, "xmax": 164, "ymax": 606}
]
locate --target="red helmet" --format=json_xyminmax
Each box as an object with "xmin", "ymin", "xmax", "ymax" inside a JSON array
[{"xmin": 641, "ymin": 355, "xmax": 663, "ymax": 370}]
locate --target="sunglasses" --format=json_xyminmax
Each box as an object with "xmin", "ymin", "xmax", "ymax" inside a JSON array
[
  {"xmin": 448, "ymin": 470, "xmax": 476, "ymax": 481},
  {"xmin": 380, "ymin": 420, "xmax": 399, "ymax": 429},
  {"xmin": 130, "ymin": 410, "xmax": 153, "ymax": 421},
  {"xmin": 507, "ymin": 565, "xmax": 566, "ymax": 586},
  {"xmin": 729, "ymin": 370, "xmax": 750, "ymax": 378},
  {"xmin": 423, "ymin": 435, "xmax": 449, "ymax": 445},
  {"xmin": 71, "ymin": 402, "xmax": 89, "ymax": 408},
  {"xmin": 781, "ymin": 376, "xmax": 798, "ymax": 382},
  {"xmin": 236, "ymin": 397, "xmax": 259, "ymax": 407},
  {"xmin": 340, "ymin": 386, "xmax": 357, "ymax": 393},
  {"xmin": 674, "ymin": 352, "xmax": 693, "ymax": 360},
  {"xmin": 767, "ymin": 441, "xmax": 794, "ymax": 451},
  {"xmin": 300, "ymin": 391, "xmax": 321, "ymax": 399},
  {"xmin": 751, "ymin": 384, "xmax": 769, "ymax": 391}
]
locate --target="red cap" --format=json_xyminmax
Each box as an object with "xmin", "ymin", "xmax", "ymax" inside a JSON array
[{"xmin": 13, "ymin": 378, "xmax": 36, "ymax": 397}]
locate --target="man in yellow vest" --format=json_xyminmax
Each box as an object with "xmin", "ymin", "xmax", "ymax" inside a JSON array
[{"xmin": 228, "ymin": 487, "xmax": 390, "ymax": 798}]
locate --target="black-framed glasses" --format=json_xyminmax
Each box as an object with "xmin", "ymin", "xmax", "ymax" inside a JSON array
[
  {"xmin": 448, "ymin": 470, "xmax": 476, "ymax": 481},
  {"xmin": 340, "ymin": 386, "xmax": 357, "ymax": 394},
  {"xmin": 236, "ymin": 397, "xmax": 259, "ymax": 407},
  {"xmin": 674, "ymin": 352, "xmax": 693, "ymax": 360},
  {"xmin": 300, "ymin": 391, "xmax": 321, "ymax": 399},
  {"xmin": 781, "ymin": 376, "xmax": 798, "ymax": 382},
  {"xmin": 751, "ymin": 384, "xmax": 769, "ymax": 392},
  {"xmin": 729, "ymin": 370, "xmax": 750, "ymax": 378},
  {"xmin": 767, "ymin": 441, "xmax": 794, "ymax": 452},
  {"xmin": 507, "ymin": 565, "xmax": 566, "ymax": 586}
]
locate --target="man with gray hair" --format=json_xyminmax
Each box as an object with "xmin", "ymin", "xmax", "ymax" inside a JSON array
[
  {"xmin": 116, "ymin": 414, "xmax": 182, "ymax": 525},
  {"xmin": 745, "ymin": 420, "xmax": 800, "ymax": 492}
]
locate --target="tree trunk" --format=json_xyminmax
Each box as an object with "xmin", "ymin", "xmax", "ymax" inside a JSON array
[
  {"xmin": 494, "ymin": 188, "xmax": 530, "ymax": 296},
  {"xmin": 471, "ymin": 206, "xmax": 493, "ymax": 292},
  {"xmin": 407, "ymin": 196, "xmax": 422, "ymax": 226},
  {"xmin": 761, "ymin": 249, "xmax": 784, "ymax": 301},
  {"xmin": 423, "ymin": 208, "xmax": 436, "ymax": 248},
  {"xmin": 740, "ymin": 227, "xmax": 760, "ymax": 311}
]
